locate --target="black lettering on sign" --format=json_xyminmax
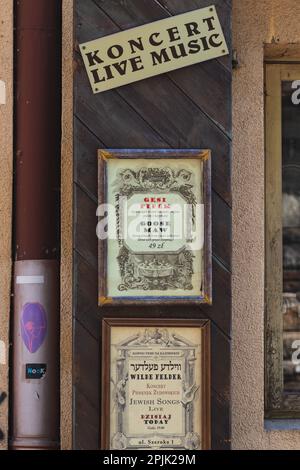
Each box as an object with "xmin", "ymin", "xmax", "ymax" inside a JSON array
[
  {"xmin": 188, "ymin": 39, "xmax": 201, "ymax": 54},
  {"xmin": 91, "ymin": 68, "xmax": 106, "ymax": 84},
  {"xmin": 203, "ymin": 16, "xmax": 216, "ymax": 31},
  {"xmin": 185, "ymin": 22, "xmax": 201, "ymax": 37},
  {"xmin": 130, "ymin": 56, "xmax": 144, "ymax": 73},
  {"xmin": 167, "ymin": 26, "xmax": 181, "ymax": 42},
  {"xmin": 86, "ymin": 50, "xmax": 103, "ymax": 67},
  {"xmin": 209, "ymin": 33, "xmax": 223, "ymax": 48},
  {"xmin": 151, "ymin": 49, "xmax": 171, "ymax": 66},
  {"xmin": 107, "ymin": 44, "xmax": 124, "ymax": 60},
  {"xmin": 79, "ymin": 7, "xmax": 229, "ymax": 93},
  {"xmin": 149, "ymin": 32, "xmax": 163, "ymax": 47},
  {"xmin": 128, "ymin": 37, "xmax": 144, "ymax": 54}
]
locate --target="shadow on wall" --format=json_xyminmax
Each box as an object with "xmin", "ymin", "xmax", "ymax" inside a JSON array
[{"xmin": 0, "ymin": 392, "xmax": 7, "ymax": 440}]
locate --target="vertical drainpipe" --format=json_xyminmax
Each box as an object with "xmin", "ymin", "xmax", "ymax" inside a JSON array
[{"xmin": 10, "ymin": 0, "xmax": 61, "ymax": 450}]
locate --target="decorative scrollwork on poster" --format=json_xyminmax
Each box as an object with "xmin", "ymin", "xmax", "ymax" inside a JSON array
[{"xmin": 98, "ymin": 150, "xmax": 212, "ymax": 305}]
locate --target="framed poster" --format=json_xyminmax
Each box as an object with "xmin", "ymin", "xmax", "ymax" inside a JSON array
[
  {"xmin": 98, "ymin": 149, "xmax": 212, "ymax": 306},
  {"xmin": 101, "ymin": 318, "xmax": 211, "ymax": 450}
]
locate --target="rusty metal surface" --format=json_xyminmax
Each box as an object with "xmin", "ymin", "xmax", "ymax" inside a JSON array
[{"xmin": 14, "ymin": 0, "xmax": 61, "ymax": 261}]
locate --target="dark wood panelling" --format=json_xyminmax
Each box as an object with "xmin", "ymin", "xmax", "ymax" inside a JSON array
[
  {"xmin": 170, "ymin": 61, "xmax": 231, "ymax": 136},
  {"xmin": 212, "ymin": 191, "xmax": 231, "ymax": 270},
  {"xmin": 211, "ymin": 390, "xmax": 230, "ymax": 450},
  {"xmin": 75, "ymin": 63, "xmax": 168, "ymax": 149},
  {"xmin": 74, "ymin": 251, "xmax": 99, "ymax": 339},
  {"xmin": 73, "ymin": 387, "xmax": 100, "ymax": 450},
  {"xmin": 73, "ymin": 0, "xmax": 232, "ymax": 450},
  {"xmin": 74, "ymin": 117, "xmax": 104, "ymax": 199},
  {"xmin": 73, "ymin": 320, "xmax": 100, "ymax": 428},
  {"xmin": 74, "ymin": 185, "xmax": 97, "ymax": 269},
  {"xmin": 92, "ymin": 0, "xmax": 232, "ymax": 135},
  {"xmin": 211, "ymin": 324, "xmax": 230, "ymax": 401}
]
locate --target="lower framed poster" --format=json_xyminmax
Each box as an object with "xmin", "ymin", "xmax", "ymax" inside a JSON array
[{"xmin": 101, "ymin": 318, "xmax": 211, "ymax": 450}]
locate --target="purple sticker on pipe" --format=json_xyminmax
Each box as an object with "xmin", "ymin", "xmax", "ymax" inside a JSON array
[{"xmin": 20, "ymin": 303, "xmax": 47, "ymax": 354}]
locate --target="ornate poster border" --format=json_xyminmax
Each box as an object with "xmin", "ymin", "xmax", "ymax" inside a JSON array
[
  {"xmin": 101, "ymin": 318, "xmax": 211, "ymax": 450},
  {"xmin": 98, "ymin": 149, "xmax": 212, "ymax": 306}
]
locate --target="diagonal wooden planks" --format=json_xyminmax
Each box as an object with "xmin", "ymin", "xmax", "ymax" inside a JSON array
[
  {"xmin": 77, "ymin": 0, "xmax": 232, "ymax": 203},
  {"xmin": 75, "ymin": 60, "xmax": 168, "ymax": 149},
  {"xmin": 73, "ymin": 0, "xmax": 232, "ymax": 450},
  {"xmin": 93, "ymin": 0, "xmax": 231, "ymax": 71},
  {"xmin": 73, "ymin": 387, "xmax": 100, "ymax": 450}
]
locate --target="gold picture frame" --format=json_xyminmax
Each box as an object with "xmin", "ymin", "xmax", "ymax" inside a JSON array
[
  {"xmin": 98, "ymin": 149, "xmax": 212, "ymax": 306},
  {"xmin": 101, "ymin": 318, "xmax": 211, "ymax": 450}
]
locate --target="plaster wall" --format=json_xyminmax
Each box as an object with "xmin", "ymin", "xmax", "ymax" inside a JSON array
[
  {"xmin": 61, "ymin": 0, "xmax": 73, "ymax": 451},
  {"xmin": 0, "ymin": 0, "xmax": 73, "ymax": 450},
  {"xmin": 0, "ymin": 0, "xmax": 13, "ymax": 451},
  {"xmin": 233, "ymin": 0, "xmax": 300, "ymax": 449}
]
